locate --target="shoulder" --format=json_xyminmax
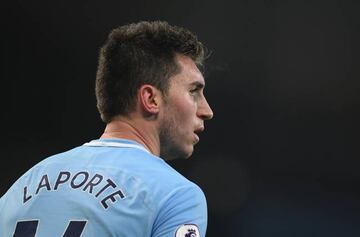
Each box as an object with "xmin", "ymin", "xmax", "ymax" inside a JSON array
[
  {"xmin": 131, "ymin": 151, "xmax": 202, "ymax": 195},
  {"xmin": 151, "ymin": 177, "xmax": 207, "ymax": 237}
]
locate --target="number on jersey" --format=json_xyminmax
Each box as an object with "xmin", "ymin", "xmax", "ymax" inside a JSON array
[{"xmin": 13, "ymin": 220, "xmax": 87, "ymax": 237}]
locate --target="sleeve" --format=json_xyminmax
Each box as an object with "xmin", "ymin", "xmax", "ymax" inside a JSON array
[{"xmin": 151, "ymin": 184, "xmax": 207, "ymax": 237}]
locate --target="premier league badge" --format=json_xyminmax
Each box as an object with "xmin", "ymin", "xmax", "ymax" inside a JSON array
[{"xmin": 175, "ymin": 224, "xmax": 200, "ymax": 237}]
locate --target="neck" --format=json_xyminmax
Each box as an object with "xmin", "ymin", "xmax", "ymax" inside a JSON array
[{"xmin": 100, "ymin": 115, "xmax": 160, "ymax": 156}]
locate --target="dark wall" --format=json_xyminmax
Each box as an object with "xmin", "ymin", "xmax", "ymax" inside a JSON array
[{"xmin": 2, "ymin": 0, "xmax": 360, "ymax": 236}]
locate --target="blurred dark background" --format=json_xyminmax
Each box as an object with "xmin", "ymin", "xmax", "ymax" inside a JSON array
[{"xmin": 2, "ymin": 0, "xmax": 360, "ymax": 236}]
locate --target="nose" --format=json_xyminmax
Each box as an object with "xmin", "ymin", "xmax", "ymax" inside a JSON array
[{"xmin": 197, "ymin": 96, "xmax": 213, "ymax": 120}]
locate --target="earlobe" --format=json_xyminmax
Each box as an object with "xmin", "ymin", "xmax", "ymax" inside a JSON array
[{"xmin": 139, "ymin": 85, "xmax": 160, "ymax": 115}]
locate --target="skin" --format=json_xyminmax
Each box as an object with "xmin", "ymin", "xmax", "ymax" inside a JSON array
[{"xmin": 101, "ymin": 54, "xmax": 213, "ymax": 160}]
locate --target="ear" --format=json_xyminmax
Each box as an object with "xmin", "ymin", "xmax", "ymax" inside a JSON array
[{"xmin": 138, "ymin": 84, "xmax": 161, "ymax": 115}]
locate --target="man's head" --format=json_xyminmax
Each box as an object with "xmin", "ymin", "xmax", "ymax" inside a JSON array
[
  {"xmin": 96, "ymin": 21, "xmax": 213, "ymax": 160},
  {"xmin": 96, "ymin": 21, "xmax": 205, "ymax": 123}
]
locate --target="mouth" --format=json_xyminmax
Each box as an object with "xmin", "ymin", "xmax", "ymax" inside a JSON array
[
  {"xmin": 193, "ymin": 126, "xmax": 204, "ymax": 144},
  {"xmin": 193, "ymin": 133, "xmax": 200, "ymax": 144}
]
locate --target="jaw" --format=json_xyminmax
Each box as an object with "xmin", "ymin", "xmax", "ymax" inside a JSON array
[{"xmin": 159, "ymin": 139, "xmax": 194, "ymax": 160}]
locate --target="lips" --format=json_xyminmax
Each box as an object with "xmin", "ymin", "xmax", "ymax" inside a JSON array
[
  {"xmin": 193, "ymin": 133, "xmax": 200, "ymax": 144},
  {"xmin": 194, "ymin": 126, "xmax": 204, "ymax": 134},
  {"xmin": 193, "ymin": 126, "xmax": 204, "ymax": 144}
]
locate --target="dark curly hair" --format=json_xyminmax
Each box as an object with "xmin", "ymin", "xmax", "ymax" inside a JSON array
[{"xmin": 95, "ymin": 21, "xmax": 206, "ymax": 123}]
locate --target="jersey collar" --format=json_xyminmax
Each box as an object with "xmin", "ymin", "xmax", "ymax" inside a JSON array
[{"xmin": 83, "ymin": 138, "xmax": 150, "ymax": 154}]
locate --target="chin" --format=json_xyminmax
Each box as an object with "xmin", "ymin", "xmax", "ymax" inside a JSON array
[{"xmin": 182, "ymin": 146, "xmax": 194, "ymax": 159}]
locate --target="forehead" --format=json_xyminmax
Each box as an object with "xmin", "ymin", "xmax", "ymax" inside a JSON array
[{"xmin": 171, "ymin": 54, "xmax": 205, "ymax": 86}]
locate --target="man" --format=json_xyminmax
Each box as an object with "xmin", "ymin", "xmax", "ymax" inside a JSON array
[{"xmin": 0, "ymin": 21, "xmax": 213, "ymax": 237}]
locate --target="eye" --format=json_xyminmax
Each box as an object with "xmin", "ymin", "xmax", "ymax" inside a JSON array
[
  {"xmin": 190, "ymin": 88, "xmax": 197, "ymax": 94},
  {"xmin": 189, "ymin": 82, "xmax": 205, "ymax": 97},
  {"xmin": 190, "ymin": 87, "xmax": 200, "ymax": 95}
]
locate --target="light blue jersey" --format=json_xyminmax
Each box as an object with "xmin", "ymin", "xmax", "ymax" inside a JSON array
[{"xmin": 0, "ymin": 138, "xmax": 207, "ymax": 237}]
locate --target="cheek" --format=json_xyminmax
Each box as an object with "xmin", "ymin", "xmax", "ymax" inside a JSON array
[{"xmin": 172, "ymin": 97, "xmax": 197, "ymax": 121}]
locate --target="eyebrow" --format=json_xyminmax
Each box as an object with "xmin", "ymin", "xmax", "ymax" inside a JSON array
[{"xmin": 190, "ymin": 81, "xmax": 205, "ymax": 89}]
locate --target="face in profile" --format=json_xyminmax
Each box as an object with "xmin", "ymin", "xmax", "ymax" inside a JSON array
[{"xmin": 159, "ymin": 54, "xmax": 213, "ymax": 160}]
